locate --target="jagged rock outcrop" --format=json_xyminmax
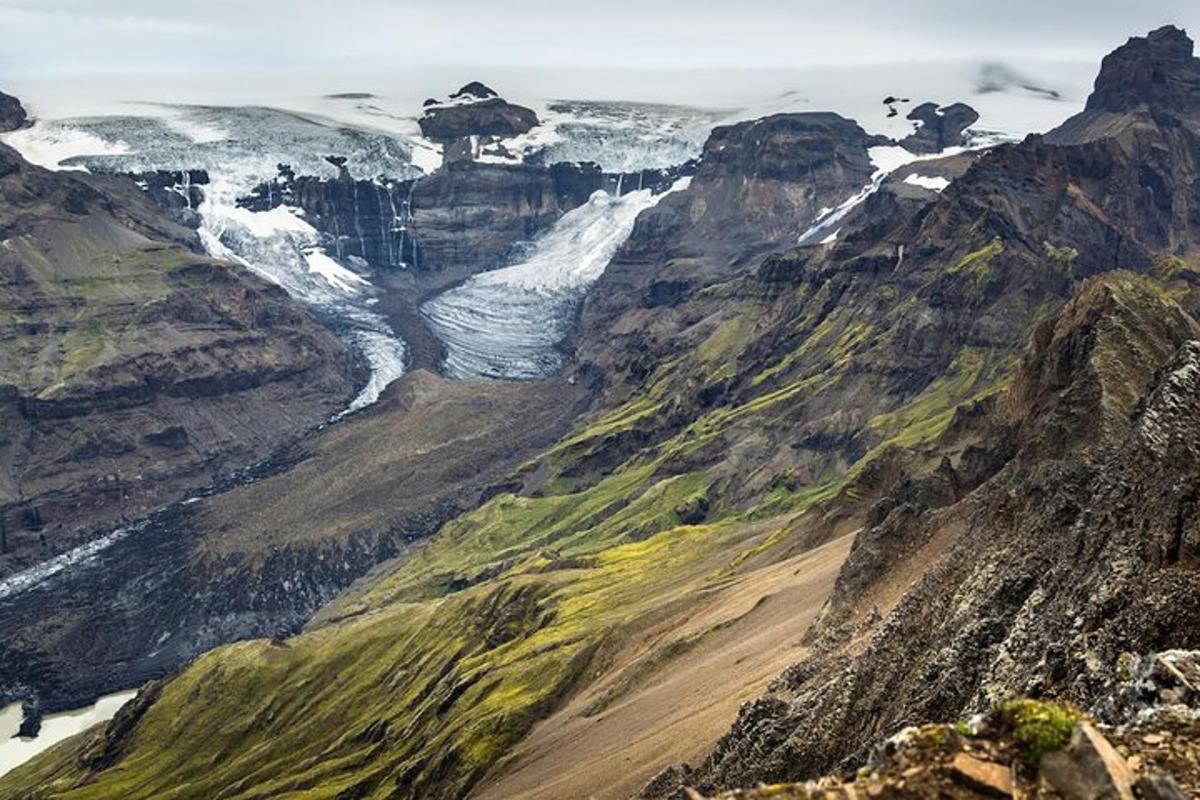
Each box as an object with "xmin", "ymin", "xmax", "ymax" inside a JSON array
[
  {"xmin": 419, "ymin": 83, "xmax": 539, "ymax": 139},
  {"xmin": 578, "ymin": 112, "xmax": 886, "ymax": 393},
  {"xmin": 126, "ymin": 169, "xmax": 208, "ymax": 229},
  {"xmin": 644, "ymin": 270, "xmax": 1200, "ymax": 797},
  {"xmin": 418, "ymin": 83, "xmax": 540, "ymax": 159},
  {"xmin": 0, "ymin": 90, "xmax": 27, "ymax": 133},
  {"xmin": 900, "ymin": 102, "xmax": 980, "ymax": 153},
  {"xmin": 0, "ymin": 143, "xmax": 356, "ymax": 574},
  {"xmin": 1049, "ymin": 25, "xmax": 1200, "ymax": 144},
  {"xmin": 1084, "ymin": 25, "xmax": 1200, "ymax": 116}
]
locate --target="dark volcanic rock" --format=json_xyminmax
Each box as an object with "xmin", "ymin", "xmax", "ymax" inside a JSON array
[
  {"xmin": 0, "ymin": 91, "xmax": 27, "ymax": 133},
  {"xmin": 239, "ymin": 159, "xmax": 605, "ymax": 275},
  {"xmin": 900, "ymin": 102, "xmax": 980, "ymax": 153},
  {"xmin": 127, "ymin": 169, "xmax": 209, "ymax": 229},
  {"xmin": 577, "ymin": 112, "xmax": 888, "ymax": 395},
  {"xmin": 451, "ymin": 81, "xmax": 499, "ymax": 101},
  {"xmin": 418, "ymin": 85, "xmax": 540, "ymax": 143},
  {"xmin": 1050, "ymin": 25, "xmax": 1200, "ymax": 145},
  {"xmin": 1085, "ymin": 25, "xmax": 1200, "ymax": 115}
]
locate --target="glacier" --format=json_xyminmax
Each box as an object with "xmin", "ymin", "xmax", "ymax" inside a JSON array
[{"xmin": 422, "ymin": 180, "xmax": 688, "ymax": 380}]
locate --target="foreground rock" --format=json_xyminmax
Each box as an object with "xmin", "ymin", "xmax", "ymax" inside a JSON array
[{"xmin": 690, "ymin": 700, "xmax": 1195, "ymax": 799}]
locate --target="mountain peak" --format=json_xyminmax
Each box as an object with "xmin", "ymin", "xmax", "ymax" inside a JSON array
[{"xmin": 1085, "ymin": 24, "xmax": 1200, "ymax": 114}]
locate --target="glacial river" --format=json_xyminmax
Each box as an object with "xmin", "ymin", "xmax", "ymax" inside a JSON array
[{"xmin": 0, "ymin": 690, "xmax": 138, "ymax": 778}]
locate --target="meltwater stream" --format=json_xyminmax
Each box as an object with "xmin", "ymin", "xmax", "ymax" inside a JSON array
[{"xmin": 422, "ymin": 179, "xmax": 688, "ymax": 380}]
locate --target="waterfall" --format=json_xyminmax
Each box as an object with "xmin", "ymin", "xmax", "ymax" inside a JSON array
[
  {"xmin": 352, "ymin": 181, "xmax": 368, "ymax": 262},
  {"xmin": 376, "ymin": 183, "xmax": 392, "ymax": 267},
  {"xmin": 404, "ymin": 181, "xmax": 419, "ymax": 271},
  {"xmin": 385, "ymin": 182, "xmax": 402, "ymax": 268}
]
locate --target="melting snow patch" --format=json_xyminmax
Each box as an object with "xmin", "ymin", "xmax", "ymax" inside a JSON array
[
  {"xmin": 305, "ymin": 250, "xmax": 370, "ymax": 293},
  {"xmin": 798, "ymin": 145, "xmax": 966, "ymax": 245},
  {"xmin": 904, "ymin": 173, "xmax": 951, "ymax": 191},
  {"xmin": 820, "ymin": 229, "xmax": 841, "ymax": 245}
]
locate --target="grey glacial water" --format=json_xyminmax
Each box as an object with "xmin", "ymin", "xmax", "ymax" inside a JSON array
[{"xmin": 0, "ymin": 690, "xmax": 138, "ymax": 778}]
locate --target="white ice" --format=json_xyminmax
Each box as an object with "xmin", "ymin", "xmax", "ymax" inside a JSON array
[
  {"xmin": 422, "ymin": 179, "xmax": 689, "ymax": 380},
  {"xmin": 904, "ymin": 173, "xmax": 952, "ymax": 191}
]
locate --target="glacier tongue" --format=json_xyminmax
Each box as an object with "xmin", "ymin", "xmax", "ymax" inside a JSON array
[{"xmin": 422, "ymin": 181, "xmax": 688, "ymax": 381}]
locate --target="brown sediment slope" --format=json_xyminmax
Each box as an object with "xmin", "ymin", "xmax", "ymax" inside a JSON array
[{"xmin": 475, "ymin": 533, "xmax": 852, "ymax": 800}]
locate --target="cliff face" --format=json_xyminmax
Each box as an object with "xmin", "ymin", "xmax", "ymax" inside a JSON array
[
  {"xmin": 239, "ymin": 158, "xmax": 689, "ymax": 280},
  {"xmin": 0, "ymin": 141, "xmax": 356, "ymax": 574}
]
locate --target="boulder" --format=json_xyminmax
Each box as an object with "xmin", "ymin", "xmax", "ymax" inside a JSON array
[
  {"xmin": 1040, "ymin": 723, "xmax": 1135, "ymax": 800},
  {"xmin": 947, "ymin": 752, "xmax": 1013, "ymax": 797},
  {"xmin": 1134, "ymin": 774, "xmax": 1189, "ymax": 800}
]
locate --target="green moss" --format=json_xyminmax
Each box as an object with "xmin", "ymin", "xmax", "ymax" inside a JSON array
[
  {"xmin": 1117, "ymin": 652, "xmax": 1137, "ymax": 683},
  {"xmin": 866, "ymin": 347, "xmax": 1003, "ymax": 450},
  {"xmin": 950, "ymin": 238, "xmax": 1004, "ymax": 299},
  {"xmin": 996, "ymin": 699, "xmax": 1086, "ymax": 765},
  {"xmin": 1151, "ymin": 254, "xmax": 1196, "ymax": 281},
  {"xmin": 697, "ymin": 318, "xmax": 750, "ymax": 364},
  {"xmin": 1043, "ymin": 241, "xmax": 1080, "ymax": 267}
]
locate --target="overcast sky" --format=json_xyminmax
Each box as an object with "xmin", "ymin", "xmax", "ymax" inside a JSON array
[{"xmin": 1, "ymin": 0, "xmax": 1198, "ymax": 76}]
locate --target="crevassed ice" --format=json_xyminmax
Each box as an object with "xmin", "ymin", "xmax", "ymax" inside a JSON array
[{"xmin": 422, "ymin": 180, "xmax": 689, "ymax": 381}]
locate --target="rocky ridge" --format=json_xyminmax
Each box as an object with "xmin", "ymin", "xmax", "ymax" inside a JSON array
[{"xmin": 636, "ymin": 24, "xmax": 1200, "ymax": 799}]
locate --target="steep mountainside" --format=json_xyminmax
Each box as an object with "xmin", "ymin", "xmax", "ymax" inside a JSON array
[
  {"xmin": 5, "ymin": 25, "xmax": 1200, "ymax": 800},
  {"xmin": 0, "ymin": 139, "xmax": 356, "ymax": 573}
]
